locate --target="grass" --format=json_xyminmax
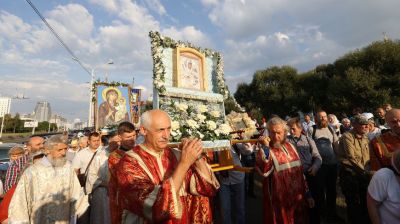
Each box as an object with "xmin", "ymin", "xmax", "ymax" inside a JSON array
[{"xmin": 0, "ymin": 132, "xmax": 46, "ymax": 143}]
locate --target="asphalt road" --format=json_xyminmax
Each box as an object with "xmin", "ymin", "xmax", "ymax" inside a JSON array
[{"xmin": 213, "ymin": 173, "xmax": 347, "ymax": 224}]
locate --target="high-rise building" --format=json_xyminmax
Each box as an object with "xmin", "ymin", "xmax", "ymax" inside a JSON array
[
  {"xmin": 34, "ymin": 101, "xmax": 51, "ymax": 122},
  {"xmin": 0, "ymin": 97, "xmax": 11, "ymax": 117}
]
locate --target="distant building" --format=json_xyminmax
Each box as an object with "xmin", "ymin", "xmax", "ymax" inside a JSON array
[
  {"xmin": 20, "ymin": 114, "xmax": 34, "ymax": 121},
  {"xmin": 49, "ymin": 114, "xmax": 67, "ymax": 131},
  {"xmin": 74, "ymin": 121, "xmax": 87, "ymax": 130},
  {"xmin": 0, "ymin": 97, "xmax": 11, "ymax": 117},
  {"xmin": 34, "ymin": 101, "xmax": 51, "ymax": 122}
]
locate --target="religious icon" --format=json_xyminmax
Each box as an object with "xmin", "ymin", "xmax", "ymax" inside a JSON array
[
  {"xmin": 175, "ymin": 48, "xmax": 205, "ymax": 91},
  {"xmin": 181, "ymin": 57, "xmax": 201, "ymax": 90},
  {"xmin": 97, "ymin": 86, "xmax": 129, "ymax": 128}
]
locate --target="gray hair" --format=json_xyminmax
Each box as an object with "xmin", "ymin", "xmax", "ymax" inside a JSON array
[
  {"xmin": 341, "ymin": 118, "xmax": 350, "ymax": 123},
  {"xmin": 140, "ymin": 110, "xmax": 152, "ymax": 129},
  {"xmin": 45, "ymin": 134, "xmax": 68, "ymax": 151},
  {"xmin": 78, "ymin": 136, "xmax": 88, "ymax": 143},
  {"xmin": 140, "ymin": 109, "xmax": 171, "ymax": 129},
  {"xmin": 267, "ymin": 117, "xmax": 288, "ymax": 132}
]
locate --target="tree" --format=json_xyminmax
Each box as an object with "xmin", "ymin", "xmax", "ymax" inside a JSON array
[{"xmin": 234, "ymin": 39, "xmax": 400, "ymax": 117}]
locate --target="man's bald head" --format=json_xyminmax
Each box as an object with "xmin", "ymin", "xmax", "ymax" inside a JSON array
[
  {"xmin": 27, "ymin": 136, "xmax": 45, "ymax": 153},
  {"xmin": 140, "ymin": 109, "xmax": 171, "ymax": 129},
  {"xmin": 140, "ymin": 109, "xmax": 172, "ymax": 152},
  {"xmin": 386, "ymin": 108, "xmax": 400, "ymax": 136}
]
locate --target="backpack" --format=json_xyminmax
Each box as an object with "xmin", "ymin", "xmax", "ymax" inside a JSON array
[{"xmin": 311, "ymin": 124, "xmax": 335, "ymax": 140}]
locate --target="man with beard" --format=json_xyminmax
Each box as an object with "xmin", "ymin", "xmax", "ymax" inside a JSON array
[
  {"xmin": 307, "ymin": 110, "xmax": 341, "ymax": 222},
  {"xmin": 337, "ymin": 115, "xmax": 371, "ymax": 224},
  {"xmin": 370, "ymin": 108, "xmax": 400, "ymax": 171},
  {"xmin": 256, "ymin": 117, "xmax": 314, "ymax": 224},
  {"xmin": 4, "ymin": 136, "xmax": 44, "ymax": 192},
  {"xmin": 108, "ymin": 122, "xmax": 136, "ymax": 224},
  {"xmin": 8, "ymin": 134, "xmax": 82, "ymax": 223},
  {"xmin": 116, "ymin": 110, "xmax": 219, "ymax": 223}
]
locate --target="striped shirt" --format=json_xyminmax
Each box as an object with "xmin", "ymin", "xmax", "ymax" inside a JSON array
[{"xmin": 4, "ymin": 155, "xmax": 28, "ymax": 192}]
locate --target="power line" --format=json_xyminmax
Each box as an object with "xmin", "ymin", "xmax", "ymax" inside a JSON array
[{"xmin": 25, "ymin": 0, "xmax": 91, "ymax": 75}]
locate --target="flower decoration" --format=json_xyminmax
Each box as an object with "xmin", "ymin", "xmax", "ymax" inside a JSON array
[
  {"xmin": 226, "ymin": 111, "xmax": 258, "ymax": 139},
  {"xmin": 163, "ymin": 100, "xmax": 232, "ymax": 142},
  {"xmin": 149, "ymin": 31, "xmax": 232, "ymax": 102}
]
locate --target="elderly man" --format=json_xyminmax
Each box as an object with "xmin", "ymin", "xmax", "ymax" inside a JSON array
[
  {"xmin": 370, "ymin": 108, "xmax": 400, "ymax": 171},
  {"xmin": 337, "ymin": 115, "xmax": 371, "ymax": 224},
  {"xmin": 256, "ymin": 117, "xmax": 313, "ymax": 224},
  {"xmin": 4, "ymin": 136, "xmax": 44, "ymax": 193},
  {"xmin": 108, "ymin": 121, "xmax": 136, "ymax": 224},
  {"xmin": 287, "ymin": 117, "xmax": 322, "ymax": 224},
  {"xmin": 78, "ymin": 136, "xmax": 88, "ymax": 150},
  {"xmin": 8, "ymin": 134, "xmax": 82, "ymax": 223},
  {"xmin": 115, "ymin": 109, "xmax": 219, "ymax": 223}
]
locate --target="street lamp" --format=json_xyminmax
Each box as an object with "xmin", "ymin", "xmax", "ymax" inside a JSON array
[
  {"xmin": 72, "ymin": 58, "xmax": 114, "ymax": 128},
  {"xmin": 104, "ymin": 59, "xmax": 114, "ymax": 83}
]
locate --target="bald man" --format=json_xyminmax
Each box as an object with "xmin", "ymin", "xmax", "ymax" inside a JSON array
[
  {"xmin": 370, "ymin": 108, "xmax": 400, "ymax": 171},
  {"xmin": 4, "ymin": 136, "xmax": 44, "ymax": 192},
  {"xmin": 115, "ymin": 109, "xmax": 219, "ymax": 223}
]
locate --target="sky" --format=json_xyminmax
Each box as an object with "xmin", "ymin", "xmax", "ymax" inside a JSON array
[{"xmin": 1, "ymin": 0, "xmax": 399, "ymax": 122}]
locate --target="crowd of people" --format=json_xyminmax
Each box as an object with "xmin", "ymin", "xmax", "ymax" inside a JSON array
[{"xmin": 0, "ymin": 104, "xmax": 398, "ymax": 224}]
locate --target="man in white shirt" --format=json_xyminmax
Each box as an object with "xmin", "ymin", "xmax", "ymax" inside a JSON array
[
  {"xmin": 72, "ymin": 132, "xmax": 102, "ymax": 175},
  {"xmin": 367, "ymin": 150, "xmax": 400, "ymax": 224},
  {"xmin": 302, "ymin": 114, "xmax": 315, "ymax": 133},
  {"xmin": 72, "ymin": 132, "xmax": 103, "ymax": 223}
]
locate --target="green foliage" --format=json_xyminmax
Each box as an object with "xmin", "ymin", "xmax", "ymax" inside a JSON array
[
  {"xmin": 234, "ymin": 39, "xmax": 400, "ymax": 116},
  {"xmin": 0, "ymin": 114, "xmax": 57, "ymax": 133}
]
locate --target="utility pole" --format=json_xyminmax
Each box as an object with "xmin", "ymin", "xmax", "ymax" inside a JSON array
[
  {"xmin": 88, "ymin": 69, "xmax": 94, "ymax": 128},
  {"xmin": 0, "ymin": 115, "xmax": 4, "ymax": 139}
]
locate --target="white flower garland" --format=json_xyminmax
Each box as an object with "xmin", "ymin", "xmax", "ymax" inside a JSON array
[{"xmin": 149, "ymin": 31, "xmax": 229, "ymax": 98}]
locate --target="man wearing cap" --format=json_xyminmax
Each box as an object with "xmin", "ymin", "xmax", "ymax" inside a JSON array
[
  {"xmin": 370, "ymin": 108, "xmax": 400, "ymax": 171},
  {"xmin": 362, "ymin": 113, "xmax": 381, "ymax": 141},
  {"xmin": 337, "ymin": 114, "xmax": 371, "ymax": 224}
]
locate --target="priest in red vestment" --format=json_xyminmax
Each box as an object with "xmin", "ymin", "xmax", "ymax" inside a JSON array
[
  {"xmin": 115, "ymin": 109, "xmax": 220, "ymax": 224},
  {"xmin": 256, "ymin": 117, "xmax": 314, "ymax": 224},
  {"xmin": 370, "ymin": 108, "xmax": 400, "ymax": 171},
  {"xmin": 108, "ymin": 122, "xmax": 137, "ymax": 224}
]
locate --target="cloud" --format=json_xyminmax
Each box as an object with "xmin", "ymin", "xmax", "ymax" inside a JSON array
[
  {"xmin": 0, "ymin": 11, "xmax": 31, "ymax": 40},
  {"xmin": 162, "ymin": 26, "xmax": 213, "ymax": 47},
  {"xmin": 207, "ymin": 0, "xmax": 400, "ymax": 48},
  {"xmin": 222, "ymin": 25, "xmax": 347, "ymax": 88},
  {"xmin": 144, "ymin": 0, "xmax": 167, "ymax": 16},
  {"xmin": 88, "ymin": 0, "xmax": 119, "ymax": 12},
  {"xmin": 47, "ymin": 4, "xmax": 94, "ymax": 39},
  {"xmin": 200, "ymin": 0, "xmax": 220, "ymax": 7}
]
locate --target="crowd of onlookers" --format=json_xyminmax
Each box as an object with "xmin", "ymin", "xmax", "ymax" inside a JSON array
[
  {"xmin": 0, "ymin": 103, "xmax": 399, "ymax": 224},
  {"xmin": 222, "ymin": 103, "xmax": 399, "ymax": 224}
]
